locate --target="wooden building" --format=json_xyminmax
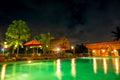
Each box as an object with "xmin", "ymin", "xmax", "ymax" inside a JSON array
[
  {"xmin": 84, "ymin": 40, "xmax": 120, "ymax": 56},
  {"xmin": 50, "ymin": 36, "xmax": 70, "ymax": 51}
]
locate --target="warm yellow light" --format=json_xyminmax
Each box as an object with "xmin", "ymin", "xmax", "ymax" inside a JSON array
[
  {"xmin": 15, "ymin": 44, "xmax": 18, "ymax": 48},
  {"xmin": 56, "ymin": 48, "xmax": 60, "ymax": 52},
  {"xmin": 112, "ymin": 49, "xmax": 119, "ymax": 56},
  {"xmin": 103, "ymin": 58, "xmax": 107, "ymax": 74},
  {"xmin": 4, "ymin": 42, "xmax": 7, "ymax": 45},
  {"xmin": 56, "ymin": 59, "xmax": 61, "ymax": 80},
  {"xmin": 115, "ymin": 58, "xmax": 119, "ymax": 74},
  {"xmin": 4, "ymin": 45, "xmax": 8, "ymax": 48},
  {"xmin": 113, "ymin": 49, "xmax": 117, "ymax": 52},
  {"xmin": 1, "ymin": 64, "xmax": 6, "ymax": 80},
  {"xmin": 93, "ymin": 58, "xmax": 97, "ymax": 74},
  {"xmin": 71, "ymin": 46, "xmax": 74, "ymax": 49},
  {"xmin": 92, "ymin": 50, "xmax": 96, "ymax": 53},
  {"xmin": 71, "ymin": 58, "xmax": 76, "ymax": 77},
  {"xmin": 102, "ymin": 49, "xmax": 105, "ymax": 53},
  {"xmin": 28, "ymin": 60, "xmax": 32, "ymax": 63}
]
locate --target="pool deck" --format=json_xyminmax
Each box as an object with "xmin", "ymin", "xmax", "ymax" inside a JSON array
[
  {"xmin": 0, "ymin": 55, "xmax": 79, "ymax": 62},
  {"xmin": 0, "ymin": 54, "xmax": 120, "ymax": 63}
]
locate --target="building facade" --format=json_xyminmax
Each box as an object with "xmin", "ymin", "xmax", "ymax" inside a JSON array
[
  {"xmin": 84, "ymin": 40, "xmax": 120, "ymax": 56},
  {"xmin": 50, "ymin": 36, "xmax": 70, "ymax": 51}
]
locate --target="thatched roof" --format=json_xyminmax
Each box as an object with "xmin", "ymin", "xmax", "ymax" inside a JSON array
[
  {"xmin": 84, "ymin": 40, "xmax": 120, "ymax": 49},
  {"xmin": 50, "ymin": 36, "xmax": 70, "ymax": 51}
]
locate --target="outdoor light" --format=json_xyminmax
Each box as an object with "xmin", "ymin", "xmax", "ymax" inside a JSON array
[
  {"xmin": 2, "ymin": 48, "xmax": 4, "ymax": 51},
  {"xmin": 4, "ymin": 45, "xmax": 8, "ymax": 48},
  {"xmin": 112, "ymin": 49, "xmax": 119, "ymax": 56},
  {"xmin": 71, "ymin": 46, "xmax": 74, "ymax": 50},
  {"xmin": 15, "ymin": 44, "xmax": 18, "ymax": 48},
  {"xmin": 2, "ymin": 48, "xmax": 4, "ymax": 55},
  {"xmin": 71, "ymin": 46, "xmax": 75, "ymax": 54},
  {"xmin": 92, "ymin": 50, "xmax": 96, "ymax": 53},
  {"xmin": 102, "ymin": 49, "xmax": 105, "ymax": 53},
  {"xmin": 4, "ymin": 42, "xmax": 7, "ymax": 44},
  {"xmin": 2, "ymin": 42, "xmax": 8, "ymax": 55},
  {"xmin": 113, "ymin": 49, "xmax": 117, "ymax": 52},
  {"xmin": 56, "ymin": 48, "xmax": 60, "ymax": 52}
]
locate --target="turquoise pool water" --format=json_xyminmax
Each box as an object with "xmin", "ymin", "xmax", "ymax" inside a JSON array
[{"xmin": 0, "ymin": 57, "xmax": 120, "ymax": 80}]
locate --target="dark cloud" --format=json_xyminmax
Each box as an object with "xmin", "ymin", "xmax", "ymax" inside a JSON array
[{"xmin": 0, "ymin": 0, "xmax": 120, "ymax": 44}]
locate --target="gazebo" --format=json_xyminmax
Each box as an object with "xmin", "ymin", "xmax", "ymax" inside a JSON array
[{"xmin": 24, "ymin": 40, "xmax": 43, "ymax": 55}]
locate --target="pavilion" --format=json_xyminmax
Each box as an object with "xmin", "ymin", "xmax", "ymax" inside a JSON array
[{"xmin": 84, "ymin": 40, "xmax": 120, "ymax": 56}]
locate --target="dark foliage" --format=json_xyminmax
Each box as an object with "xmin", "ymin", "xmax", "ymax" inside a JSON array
[
  {"xmin": 111, "ymin": 26, "xmax": 120, "ymax": 40},
  {"xmin": 75, "ymin": 44, "xmax": 88, "ymax": 53}
]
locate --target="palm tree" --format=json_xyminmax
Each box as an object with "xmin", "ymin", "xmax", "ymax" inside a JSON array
[
  {"xmin": 34, "ymin": 32, "xmax": 54, "ymax": 54},
  {"xmin": 111, "ymin": 26, "xmax": 120, "ymax": 40},
  {"xmin": 5, "ymin": 20, "xmax": 30, "ymax": 56}
]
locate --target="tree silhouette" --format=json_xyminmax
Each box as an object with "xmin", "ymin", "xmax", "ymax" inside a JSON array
[{"xmin": 111, "ymin": 26, "xmax": 120, "ymax": 40}]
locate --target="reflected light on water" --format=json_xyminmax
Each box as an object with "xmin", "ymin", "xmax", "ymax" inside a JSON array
[
  {"xmin": 56, "ymin": 59, "xmax": 62, "ymax": 80},
  {"xmin": 0, "ymin": 58, "xmax": 120, "ymax": 80},
  {"xmin": 1, "ymin": 64, "xmax": 6, "ymax": 80},
  {"xmin": 28, "ymin": 60, "xmax": 32, "ymax": 63},
  {"xmin": 114, "ymin": 58, "xmax": 119, "ymax": 74},
  {"xmin": 112, "ymin": 58, "xmax": 120, "ymax": 75},
  {"xmin": 71, "ymin": 58, "xmax": 76, "ymax": 78},
  {"xmin": 12, "ymin": 64, "xmax": 16, "ymax": 77},
  {"xmin": 93, "ymin": 58, "xmax": 97, "ymax": 74},
  {"xmin": 103, "ymin": 58, "xmax": 107, "ymax": 74}
]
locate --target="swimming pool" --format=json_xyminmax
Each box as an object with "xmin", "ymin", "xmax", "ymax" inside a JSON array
[{"xmin": 0, "ymin": 57, "xmax": 120, "ymax": 80}]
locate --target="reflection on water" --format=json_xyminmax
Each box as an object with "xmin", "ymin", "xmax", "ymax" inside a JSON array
[
  {"xmin": 56, "ymin": 59, "xmax": 62, "ymax": 80},
  {"xmin": 12, "ymin": 63, "xmax": 16, "ymax": 78},
  {"xmin": 103, "ymin": 58, "xmax": 107, "ymax": 74},
  {"xmin": 93, "ymin": 58, "xmax": 97, "ymax": 74},
  {"xmin": 0, "ymin": 57, "xmax": 120, "ymax": 80},
  {"xmin": 1, "ymin": 64, "xmax": 6, "ymax": 80},
  {"xmin": 56, "ymin": 58, "xmax": 76, "ymax": 80},
  {"xmin": 92, "ymin": 58, "xmax": 120, "ymax": 75},
  {"xmin": 71, "ymin": 58, "xmax": 76, "ymax": 78},
  {"xmin": 112, "ymin": 58, "xmax": 119, "ymax": 74}
]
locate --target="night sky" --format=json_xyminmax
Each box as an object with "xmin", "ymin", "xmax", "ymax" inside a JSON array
[{"xmin": 0, "ymin": 0, "xmax": 120, "ymax": 45}]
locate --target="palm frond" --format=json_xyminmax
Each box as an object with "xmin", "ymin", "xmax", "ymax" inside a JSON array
[{"xmin": 111, "ymin": 26, "xmax": 120, "ymax": 40}]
